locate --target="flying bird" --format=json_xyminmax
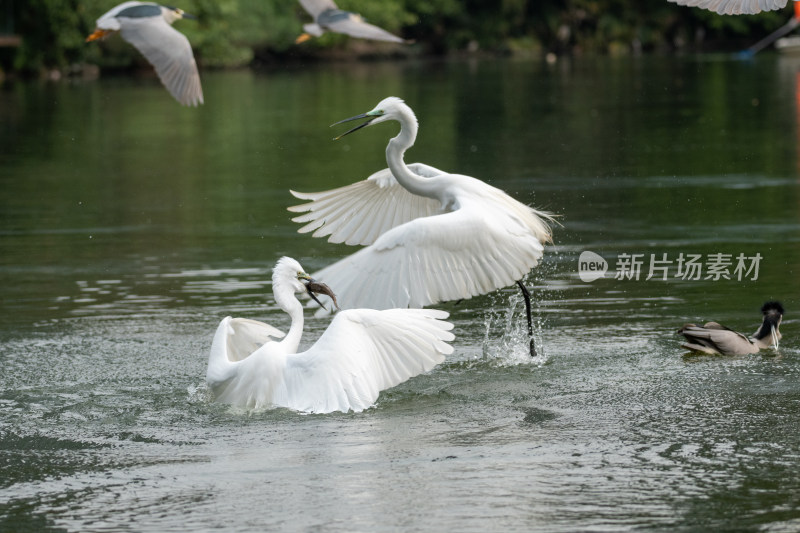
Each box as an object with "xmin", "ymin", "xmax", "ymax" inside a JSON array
[
  {"xmin": 677, "ymin": 301, "xmax": 784, "ymax": 355},
  {"xmin": 296, "ymin": 0, "xmax": 406, "ymax": 44},
  {"xmin": 206, "ymin": 257, "xmax": 454, "ymax": 413},
  {"xmin": 289, "ymin": 97, "xmax": 553, "ymax": 357},
  {"xmin": 86, "ymin": 1, "xmax": 203, "ymax": 106},
  {"xmin": 665, "ymin": 0, "xmax": 789, "ymax": 15}
]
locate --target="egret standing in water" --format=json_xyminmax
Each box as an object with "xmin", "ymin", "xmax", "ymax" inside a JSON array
[
  {"xmin": 665, "ymin": 0, "xmax": 789, "ymax": 15},
  {"xmin": 86, "ymin": 1, "xmax": 203, "ymax": 106},
  {"xmin": 289, "ymin": 97, "xmax": 553, "ymax": 357},
  {"xmin": 207, "ymin": 257, "xmax": 454, "ymax": 413},
  {"xmin": 295, "ymin": 0, "xmax": 407, "ymax": 44}
]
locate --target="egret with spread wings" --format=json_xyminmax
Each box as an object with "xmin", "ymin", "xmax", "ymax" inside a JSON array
[
  {"xmin": 86, "ymin": 1, "xmax": 203, "ymax": 106},
  {"xmin": 207, "ymin": 257, "xmax": 453, "ymax": 413},
  {"xmin": 289, "ymin": 97, "xmax": 553, "ymax": 357}
]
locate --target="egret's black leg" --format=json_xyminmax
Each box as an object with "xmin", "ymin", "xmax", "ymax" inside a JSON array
[{"xmin": 516, "ymin": 280, "xmax": 536, "ymax": 357}]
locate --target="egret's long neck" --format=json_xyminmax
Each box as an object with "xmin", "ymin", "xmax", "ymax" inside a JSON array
[
  {"xmin": 273, "ymin": 285, "xmax": 304, "ymax": 353},
  {"xmin": 386, "ymin": 108, "xmax": 440, "ymax": 200}
]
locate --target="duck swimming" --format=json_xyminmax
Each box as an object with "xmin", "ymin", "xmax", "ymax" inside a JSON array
[{"xmin": 677, "ymin": 301, "xmax": 784, "ymax": 355}]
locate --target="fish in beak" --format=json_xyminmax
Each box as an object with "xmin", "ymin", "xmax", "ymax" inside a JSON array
[{"xmin": 305, "ymin": 279, "xmax": 340, "ymax": 311}]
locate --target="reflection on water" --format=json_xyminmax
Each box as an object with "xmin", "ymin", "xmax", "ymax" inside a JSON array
[{"xmin": 1, "ymin": 56, "xmax": 800, "ymax": 531}]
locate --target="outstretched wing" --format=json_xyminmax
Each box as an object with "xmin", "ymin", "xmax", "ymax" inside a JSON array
[
  {"xmin": 207, "ymin": 316, "xmax": 285, "ymax": 387},
  {"xmin": 279, "ymin": 309, "xmax": 453, "ymax": 413},
  {"xmin": 665, "ymin": 0, "xmax": 788, "ymax": 15},
  {"xmin": 298, "ymin": 0, "xmax": 338, "ymax": 18},
  {"xmin": 119, "ymin": 16, "xmax": 203, "ymax": 106},
  {"xmin": 311, "ymin": 187, "xmax": 551, "ymax": 312},
  {"xmin": 223, "ymin": 318, "xmax": 285, "ymax": 362},
  {"xmin": 324, "ymin": 12, "xmax": 405, "ymax": 43},
  {"xmin": 289, "ymin": 163, "xmax": 444, "ymax": 246}
]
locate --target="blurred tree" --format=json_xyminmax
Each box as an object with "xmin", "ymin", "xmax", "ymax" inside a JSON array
[
  {"xmin": 0, "ymin": 0, "xmax": 795, "ymax": 74},
  {"xmin": 10, "ymin": 0, "xmax": 93, "ymax": 72}
]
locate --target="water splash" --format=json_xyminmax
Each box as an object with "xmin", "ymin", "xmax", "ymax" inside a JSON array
[{"xmin": 480, "ymin": 285, "xmax": 548, "ymax": 368}]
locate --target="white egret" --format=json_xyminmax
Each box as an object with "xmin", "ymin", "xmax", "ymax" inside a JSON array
[
  {"xmin": 665, "ymin": 0, "xmax": 789, "ymax": 15},
  {"xmin": 295, "ymin": 0, "xmax": 407, "ymax": 44},
  {"xmin": 288, "ymin": 97, "xmax": 554, "ymax": 357},
  {"xmin": 206, "ymin": 257, "xmax": 454, "ymax": 413},
  {"xmin": 86, "ymin": 1, "xmax": 203, "ymax": 107},
  {"xmin": 678, "ymin": 301, "xmax": 783, "ymax": 355}
]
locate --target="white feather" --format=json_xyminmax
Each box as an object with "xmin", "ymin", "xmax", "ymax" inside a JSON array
[
  {"xmin": 206, "ymin": 258, "xmax": 454, "ymax": 413},
  {"xmin": 292, "ymin": 97, "xmax": 553, "ymax": 315},
  {"xmin": 289, "ymin": 163, "xmax": 444, "ymax": 246},
  {"xmin": 665, "ymin": 0, "xmax": 787, "ymax": 14}
]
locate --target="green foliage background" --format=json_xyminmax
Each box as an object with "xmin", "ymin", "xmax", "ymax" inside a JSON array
[{"xmin": 0, "ymin": 0, "xmax": 793, "ymax": 73}]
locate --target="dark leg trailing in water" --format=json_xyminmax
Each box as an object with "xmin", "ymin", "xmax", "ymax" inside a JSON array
[{"xmin": 516, "ymin": 280, "xmax": 536, "ymax": 357}]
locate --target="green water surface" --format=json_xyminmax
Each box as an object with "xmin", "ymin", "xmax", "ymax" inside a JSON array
[{"xmin": 1, "ymin": 56, "xmax": 799, "ymax": 532}]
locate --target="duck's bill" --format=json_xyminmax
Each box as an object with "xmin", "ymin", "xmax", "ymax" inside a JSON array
[
  {"xmin": 331, "ymin": 114, "xmax": 374, "ymax": 140},
  {"xmin": 306, "ymin": 281, "xmax": 340, "ymax": 311}
]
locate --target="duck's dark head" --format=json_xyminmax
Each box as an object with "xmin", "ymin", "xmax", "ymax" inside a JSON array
[{"xmin": 754, "ymin": 301, "xmax": 784, "ymax": 340}]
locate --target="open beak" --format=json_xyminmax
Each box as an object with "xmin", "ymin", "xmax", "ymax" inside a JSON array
[
  {"xmin": 331, "ymin": 113, "xmax": 375, "ymax": 140},
  {"xmin": 304, "ymin": 279, "xmax": 340, "ymax": 311}
]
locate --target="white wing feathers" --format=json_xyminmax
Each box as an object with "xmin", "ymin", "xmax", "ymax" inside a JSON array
[
  {"xmin": 119, "ymin": 16, "xmax": 204, "ymax": 106},
  {"xmin": 207, "ymin": 310, "xmax": 453, "ymax": 413},
  {"xmin": 327, "ymin": 17, "xmax": 406, "ymax": 43},
  {"xmin": 665, "ymin": 0, "xmax": 788, "ymax": 15},
  {"xmin": 280, "ymin": 309, "xmax": 453, "ymax": 413},
  {"xmin": 207, "ymin": 316, "xmax": 285, "ymax": 387},
  {"xmin": 289, "ymin": 163, "xmax": 444, "ymax": 246},
  {"xmin": 223, "ymin": 318, "xmax": 285, "ymax": 362},
  {"xmin": 311, "ymin": 191, "xmax": 549, "ymax": 312}
]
